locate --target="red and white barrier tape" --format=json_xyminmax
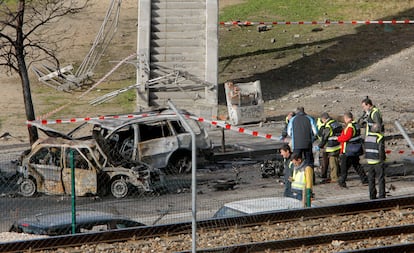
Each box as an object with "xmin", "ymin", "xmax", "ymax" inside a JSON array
[
  {"xmin": 185, "ymin": 114, "xmax": 279, "ymax": 141},
  {"xmin": 220, "ymin": 20, "xmax": 414, "ymax": 26},
  {"xmin": 27, "ymin": 112, "xmax": 279, "ymax": 141},
  {"xmin": 27, "ymin": 113, "xmax": 414, "ymax": 155},
  {"xmin": 28, "ymin": 112, "xmax": 161, "ymax": 126},
  {"xmin": 386, "ymin": 150, "xmax": 414, "ymax": 155}
]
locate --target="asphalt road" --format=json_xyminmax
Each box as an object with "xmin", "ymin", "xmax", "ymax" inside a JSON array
[{"xmin": 1, "ymin": 123, "xmax": 414, "ymax": 234}]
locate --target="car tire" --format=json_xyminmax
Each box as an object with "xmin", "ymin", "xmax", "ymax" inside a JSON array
[
  {"xmin": 111, "ymin": 178, "xmax": 129, "ymax": 198},
  {"xmin": 19, "ymin": 178, "xmax": 36, "ymax": 197},
  {"xmin": 167, "ymin": 155, "xmax": 191, "ymax": 174}
]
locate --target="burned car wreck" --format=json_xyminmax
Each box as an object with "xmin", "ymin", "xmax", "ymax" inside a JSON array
[
  {"xmin": 31, "ymin": 109, "xmax": 212, "ymax": 174},
  {"xmin": 89, "ymin": 109, "xmax": 212, "ymax": 174},
  {"xmin": 16, "ymin": 137, "xmax": 163, "ymax": 198}
]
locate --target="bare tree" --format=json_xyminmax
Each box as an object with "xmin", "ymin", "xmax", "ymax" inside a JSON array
[{"xmin": 0, "ymin": 0, "xmax": 89, "ymax": 144}]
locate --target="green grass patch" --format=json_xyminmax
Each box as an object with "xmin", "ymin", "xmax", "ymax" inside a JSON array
[
  {"xmin": 28, "ymin": 0, "xmax": 414, "ymax": 118},
  {"xmin": 220, "ymin": 0, "xmax": 345, "ymax": 22},
  {"xmin": 218, "ymin": 0, "xmax": 414, "ymax": 94},
  {"xmin": 219, "ymin": 0, "xmax": 414, "ymax": 21}
]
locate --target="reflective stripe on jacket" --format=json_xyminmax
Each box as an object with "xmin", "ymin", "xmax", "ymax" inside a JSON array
[
  {"xmin": 366, "ymin": 107, "xmax": 384, "ymax": 134},
  {"xmin": 291, "ymin": 164, "xmax": 313, "ymax": 191},
  {"xmin": 338, "ymin": 121, "xmax": 360, "ymax": 154},
  {"xmin": 325, "ymin": 119, "xmax": 341, "ymax": 153},
  {"xmin": 365, "ymin": 107, "xmax": 384, "ymax": 164},
  {"xmin": 291, "ymin": 169, "xmax": 305, "ymax": 190},
  {"xmin": 365, "ymin": 133, "xmax": 383, "ymax": 164}
]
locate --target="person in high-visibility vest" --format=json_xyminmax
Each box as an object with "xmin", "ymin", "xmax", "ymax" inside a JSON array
[
  {"xmin": 361, "ymin": 97, "xmax": 386, "ymax": 199},
  {"xmin": 289, "ymin": 153, "xmax": 313, "ymax": 207},
  {"xmin": 317, "ymin": 112, "xmax": 342, "ymax": 183},
  {"xmin": 334, "ymin": 111, "xmax": 368, "ymax": 188},
  {"xmin": 316, "ymin": 116, "xmax": 329, "ymax": 182}
]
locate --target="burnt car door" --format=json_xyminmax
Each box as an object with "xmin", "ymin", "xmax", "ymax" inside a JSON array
[
  {"xmin": 61, "ymin": 147, "xmax": 98, "ymax": 196},
  {"xmin": 27, "ymin": 146, "xmax": 64, "ymax": 195},
  {"xmin": 137, "ymin": 120, "xmax": 179, "ymax": 168}
]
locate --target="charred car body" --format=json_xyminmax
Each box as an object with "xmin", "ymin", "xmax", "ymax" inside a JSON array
[
  {"xmin": 89, "ymin": 109, "xmax": 212, "ymax": 174},
  {"xmin": 16, "ymin": 137, "xmax": 163, "ymax": 198},
  {"xmin": 33, "ymin": 109, "xmax": 212, "ymax": 174}
]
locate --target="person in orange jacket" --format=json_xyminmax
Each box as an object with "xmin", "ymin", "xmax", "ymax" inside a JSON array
[{"xmin": 333, "ymin": 111, "xmax": 368, "ymax": 188}]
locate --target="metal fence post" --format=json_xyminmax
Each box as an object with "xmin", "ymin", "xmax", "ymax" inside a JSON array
[
  {"xmin": 167, "ymin": 100, "xmax": 197, "ymax": 253},
  {"xmin": 70, "ymin": 149, "xmax": 77, "ymax": 234}
]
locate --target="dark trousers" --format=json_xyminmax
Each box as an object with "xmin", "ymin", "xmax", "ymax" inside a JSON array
[
  {"xmin": 338, "ymin": 154, "xmax": 368, "ymax": 187},
  {"xmin": 293, "ymin": 147, "xmax": 314, "ymax": 168},
  {"xmin": 320, "ymin": 149, "xmax": 329, "ymax": 178},
  {"xmin": 367, "ymin": 162, "xmax": 386, "ymax": 199},
  {"xmin": 283, "ymin": 165, "xmax": 293, "ymax": 197}
]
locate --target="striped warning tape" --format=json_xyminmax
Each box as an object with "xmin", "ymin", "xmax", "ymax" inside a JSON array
[
  {"xmin": 27, "ymin": 112, "xmax": 414, "ymax": 155},
  {"xmin": 386, "ymin": 149, "xmax": 414, "ymax": 155},
  {"xmin": 185, "ymin": 114, "xmax": 278, "ymax": 141},
  {"xmin": 27, "ymin": 112, "xmax": 279, "ymax": 140},
  {"xmin": 220, "ymin": 20, "xmax": 414, "ymax": 26},
  {"xmin": 27, "ymin": 112, "xmax": 160, "ymax": 126}
]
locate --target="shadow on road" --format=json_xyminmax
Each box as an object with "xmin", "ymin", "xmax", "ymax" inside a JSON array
[{"xmin": 219, "ymin": 8, "xmax": 414, "ymax": 103}]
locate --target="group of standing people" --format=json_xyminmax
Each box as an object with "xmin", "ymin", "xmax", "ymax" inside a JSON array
[
  {"xmin": 280, "ymin": 106, "xmax": 317, "ymax": 207},
  {"xmin": 279, "ymin": 97, "xmax": 386, "ymax": 205}
]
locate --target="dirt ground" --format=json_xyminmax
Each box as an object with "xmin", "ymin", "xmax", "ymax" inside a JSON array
[
  {"xmin": 1, "ymin": 0, "xmax": 413, "ymax": 152},
  {"xmin": 2, "ymin": 1, "xmax": 414, "ymax": 245}
]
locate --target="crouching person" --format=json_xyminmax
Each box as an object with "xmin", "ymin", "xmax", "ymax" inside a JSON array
[{"xmin": 290, "ymin": 153, "xmax": 313, "ymax": 207}]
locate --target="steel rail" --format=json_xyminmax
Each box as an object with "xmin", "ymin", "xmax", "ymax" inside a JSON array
[
  {"xmin": 179, "ymin": 224, "xmax": 414, "ymax": 253},
  {"xmin": 341, "ymin": 243, "xmax": 414, "ymax": 253},
  {"xmin": 1, "ymin": 196, "xmax": 414, "ymax": 253}
]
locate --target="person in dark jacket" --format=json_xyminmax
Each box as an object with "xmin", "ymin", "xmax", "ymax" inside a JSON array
[
  {"xmin": 280, "ymin": 143, "xmax": 294, "ymax": 197},
  {"xmin": 280, "ymin": 111, "xmax": 296, "ymax": 142},
  {"xmin": 317, "ymin": 112, "xmax": 342, "ymax": 183},
  {"xmin": 361, "ymin": 97, "xmax": 386, "ymax": 199},
  {"xmin": 287, "ymin": 106, "xmax": 318, "ymax": 167},
  {"xmin": 316, "ymin": 117, "xmax": 329, "ymax": 181}
]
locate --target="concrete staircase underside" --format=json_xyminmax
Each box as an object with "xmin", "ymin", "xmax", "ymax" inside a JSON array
[{"xmin": 137, "ymin": 0, "xmax": 218, "ymax": 119}]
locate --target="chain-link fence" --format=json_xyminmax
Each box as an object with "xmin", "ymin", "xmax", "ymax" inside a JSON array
[
  {"xmin": 2, "ymin": 117, "xmax": 414, "ymax": 253},
  {"xmin": 0, "ymin": 119, "xmax": 286, "ymax": 242}
]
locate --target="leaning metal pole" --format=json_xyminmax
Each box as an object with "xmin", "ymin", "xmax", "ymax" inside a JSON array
[
  {"xmin": 395, "ymin": 120, "xmax": 414, "ymax": 152},
  {"xmin": 167, "ymin": 100, "xmax": 197, "ymax": 253}
]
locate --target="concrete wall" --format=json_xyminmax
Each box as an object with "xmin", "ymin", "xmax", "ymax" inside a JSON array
[{"xmin": 137, "ymin": 0, "xmax": 218, "ymax": 119}]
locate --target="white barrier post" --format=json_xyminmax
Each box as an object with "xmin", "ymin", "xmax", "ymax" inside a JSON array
[{"xmin": 395, "ymin": 120, "xmax": 414, "ymax": 152}]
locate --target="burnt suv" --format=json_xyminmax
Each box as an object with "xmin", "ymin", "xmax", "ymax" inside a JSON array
[
  {"xmin": 16, "ymin": 137, "xmax": 163, "ymax": 198},
  {"xmin": 90, "ymin": 109, "xmax": 212, "ymax": 174}
]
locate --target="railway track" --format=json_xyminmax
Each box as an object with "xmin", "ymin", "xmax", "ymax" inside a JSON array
[
  {"xmin": 180, "ymin": 225, "xmax": 414, "ymax": 252},
  {"xmin": 1, "ymin": 196, "xmax": 414, "ymax": 252}
]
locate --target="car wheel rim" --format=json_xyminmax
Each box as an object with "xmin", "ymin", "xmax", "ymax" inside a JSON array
[
  {"xmin": 178, "ymin": 157, "xmax": 191, "ymax": 174},
  {"xmin": 20, "ymin": 179, "xmax": 36, "ymax": 197},
  {"xmin": 168, "ymin": 156, "xmax": 191, "ymax": 174},
  {"xmin": 111, "ymin": 179, "xmax": 128, "ymax": 198}
]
